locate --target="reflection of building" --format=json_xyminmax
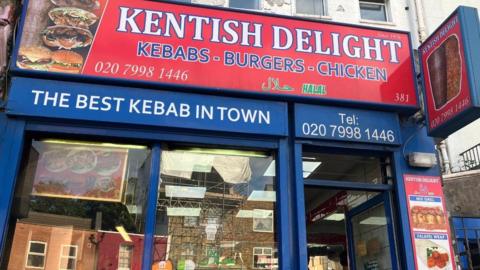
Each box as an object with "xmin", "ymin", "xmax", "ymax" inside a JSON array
[
  {"xmin": 8, "ymin": 219, "xmax": 96, "ymax": 270},
  {"xmin": 163, "ymin": 200, "xmax": 277, "ymax": 269},
  {"xmin": 7, "ymin": 212, "xmax": 167, "ymax": 270}
]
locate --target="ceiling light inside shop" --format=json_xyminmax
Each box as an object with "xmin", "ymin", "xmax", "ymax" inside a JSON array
[
  {"xmin": 42, "ymin": 139, "xmax": 147, "ymax": 149},
  {"xmin": 263, "ymin": 161, "xmax": 276, "ymax": 177},
  {"xmin": 359, "ymin": 217, "xmax": 387, "ymax": 226},
  {"xmin": 115, "ymin": 226, "xmax": 133, "ymax": 242},
  {"xmin": 303, "ymin": 162, "xmax": 322, "ymax": 178},
  {"xmin": 166, "ymin": 207, "xmax": 201, "ymax": 217},
  {"xmin": 178, "ymin": 148, "xmax": 268, "ymax": 157},
  {"xmin": 247, "ymin": 190, "xmax": 276, "ymax": 202},
  {"xmin": 165, "ymin": 185, "xmax": 206, "ymax": 199},
  {"xmin": 323, "ymin": 213, "xmax": 345, "ymax": 221},
  {"xmin": 263, "ymin": 161, "xmax": 321, "ymax": 177},
  {"xmin": 220, "ymin": 241, "xmax": 239, "ymax": 248},
  {"xmin": 235, "ymin": 210, "xmax": 253, "ymax": 218}
]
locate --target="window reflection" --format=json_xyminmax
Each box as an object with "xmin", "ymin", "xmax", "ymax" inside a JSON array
[
  {"xmin": 4, "ymin": 140, "xmax": 150, "ymax": 270},
  {"xmin": 153, "ymin": 147, "xmax": 278, "ymax": 269}
]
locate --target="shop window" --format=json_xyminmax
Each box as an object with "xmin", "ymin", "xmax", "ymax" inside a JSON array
[
  {"xmin": 26, "ymin": 241, "xmax": 47, "ymax": 269},
  {"xmin": 359, "ymin": 0, "xmax": 390, "ymax": 22},
  {"xmin": 296, "ymin": 0, "xmax": 327, "ymax": 17},
  {"xmin": 229, "ymin": 0, "xmax": 260, "ymax": 10},
  {"xmin": 152, "ymin": 147, "xmax": 278, "ymax": 269},
  {"xmin": 3, "ymin": 139, "xmax": 151, "ymax": 270},
  {"xmin": 118, "ymin": 244, "xmax": 133, "ymax": 270},
  {"xmin": 59, "ymin": 245, "xmax": 77, "ymax": 270}
]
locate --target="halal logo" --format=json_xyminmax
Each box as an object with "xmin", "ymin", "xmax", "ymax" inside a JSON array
[
  {"xmin": 261, "ymin": 77, "xmax": 294, "ymax": 92},
  {"xmin": 302, "ymin": 83, "xmax": 327, "ymax": 95}
]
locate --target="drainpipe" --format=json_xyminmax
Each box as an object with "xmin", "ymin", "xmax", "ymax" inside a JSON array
[
  {"xmin": 439, "ymin": 140, "xmax": 451, "ymax": 174},
  {"xmin": 412, "ymin": 0, "xmax": 428, "ymax": 42},
  {"xmin": 412, "ymin": 0, "xmax": 452, "ymax": 173}
]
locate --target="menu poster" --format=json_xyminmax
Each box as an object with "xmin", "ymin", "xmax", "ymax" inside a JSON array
[
  {"xmin": 32, "ymin": 141, "xmax": 128, "ymax": 202},
  {"xmin": 404, "ymin": 174, "xmax": 456, "ymax": 270}
]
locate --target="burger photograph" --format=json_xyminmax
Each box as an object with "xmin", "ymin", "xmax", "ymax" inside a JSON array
[
  {"xmin": 16, "ymin": 46, "xmax": 53, "ymax": 71},
  {"xmin": 16, "ymin": 0, "xmax": 102, "ymax": 74}
]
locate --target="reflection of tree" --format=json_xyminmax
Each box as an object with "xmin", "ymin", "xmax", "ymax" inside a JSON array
[{"xmin": 28, "ymin": 196, "xmax": 138, "ymax": 232}]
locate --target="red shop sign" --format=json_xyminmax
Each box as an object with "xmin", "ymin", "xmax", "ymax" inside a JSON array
[{"xmin": 14, "ymin": 0, "xmax": 417, "ymax": 107}]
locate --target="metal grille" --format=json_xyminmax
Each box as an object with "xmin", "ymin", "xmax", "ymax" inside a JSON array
[
  {"xmin": 454, "ymin": 217, "xmax": 480, "ymax": 269},
  {"xmin": 460, "ymin": 144, "xmax": 480, "ymax": 172}
]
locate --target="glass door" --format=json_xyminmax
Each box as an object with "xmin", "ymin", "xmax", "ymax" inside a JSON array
[
  {"xmin": 298, "ymin": 147, "xmax": 399, "ymax": 270},
  {"xmin": 346, "ymin": 193, "xmax": 398, "ymax": 270}
]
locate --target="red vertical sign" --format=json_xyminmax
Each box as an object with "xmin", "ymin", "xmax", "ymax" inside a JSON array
[
  {"xmin": 420, "ymin": 14, "xmax": 471, "ymax": 135},
  {"xmin": 404, "ymin": 174, "xmax": 456, "ymax": 270}
]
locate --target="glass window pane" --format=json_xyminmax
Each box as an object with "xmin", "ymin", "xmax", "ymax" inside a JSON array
[
  {"xmin": 360, "ymin": 2, "xmax": 387, "ymax": 21},
  {"xmin": 68, "ymin": 246, "xmax": 77, "ymax": 257},
  {"xmin": 30, "ymin": 242, "xmax": 46, "ymax": 253},
  {"xmin": 351, "ymin": 203, "xmax": 393, "ymax": 270},
  {"xmin": 62, "ymin": 245, "xmax": 77, "ymax": 257},
  {"xmin": 27, "ymin": 254, "xmax": 45, "ymax": 267},
  {"xmin": 302, "ymin": 152, "xmax": 386, "ymax": 184},
  {"xmin": 303, "ymin": 187, "xmax": 381, "ymax": 270},
  {"xmin": 5, "ymin": 139, "xmax": 150, "ymax": 270},
  {"xmin": 230, "ymin": 0, "xmax": 259, "ymax": 10},
  {"xmin": 296, "ymin": 0, "xmax": 325, "ymax": 16},
  {"xmin": 153, "ymin": 147, "xmax": 278, "ymax": 269},
  {"xmin": 67, "ymin": 258, "xmax": 76, "ymax": 270}
]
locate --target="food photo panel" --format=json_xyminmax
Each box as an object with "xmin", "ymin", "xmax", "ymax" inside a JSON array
[
  {"xmin": 17, "ymin": 0, "xmax": 105, "ymax": 73},
  {"xmin": 31, "ymin": 141, "xmax": 128, "ymax": 202}
]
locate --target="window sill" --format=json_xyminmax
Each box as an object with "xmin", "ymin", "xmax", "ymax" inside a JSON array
[
  {"xmin": 295, "ymin": 14, "xmax": 332, "ymax": 21},
  {"xmin": 359, "ymin": 19, "xmax": 396, "ymax": 27}
]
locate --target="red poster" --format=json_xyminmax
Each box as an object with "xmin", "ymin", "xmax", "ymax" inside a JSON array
[
  {"xmin": 403, "ymin": 174, "xmax": 456, "ymax": 270},
  {"xmin": 420, "ymin": 14, "xmax": 472, "ymax": 134},
  {"xmin": 15, "ymin": 0, "xmax": 417, "ymax": 107},
  {"xmin": 32, "ymin": 142, "xmax": 128, "ymax": 202}
]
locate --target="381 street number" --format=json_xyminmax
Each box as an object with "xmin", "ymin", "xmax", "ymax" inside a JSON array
[{"xmin": 301, "ymin": 123, "xmax": 396, "ymax": 143}]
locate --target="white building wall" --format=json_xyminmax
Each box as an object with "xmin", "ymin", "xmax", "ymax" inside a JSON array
[{"xmin": 193, "ymin": 0, "xmax": 416, "ymax": 32}]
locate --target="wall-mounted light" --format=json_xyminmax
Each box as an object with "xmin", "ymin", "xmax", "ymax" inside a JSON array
[{"xmin": 408, "ymin": 152, "xmax": 438, "ymax": 168}]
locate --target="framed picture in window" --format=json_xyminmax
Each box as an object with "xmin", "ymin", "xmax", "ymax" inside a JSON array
[
  {"xmin": 31, "ymin": 141, "xmax": 129, "ymax": 202},
  {"xmin": 252, "ymin": 209, "xmax": 273, "ymax": 233}
]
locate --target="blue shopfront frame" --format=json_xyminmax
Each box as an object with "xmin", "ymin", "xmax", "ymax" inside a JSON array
[{"xmin": 0, "ymin": 84, "xmax": 442, "ymax": 270}]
